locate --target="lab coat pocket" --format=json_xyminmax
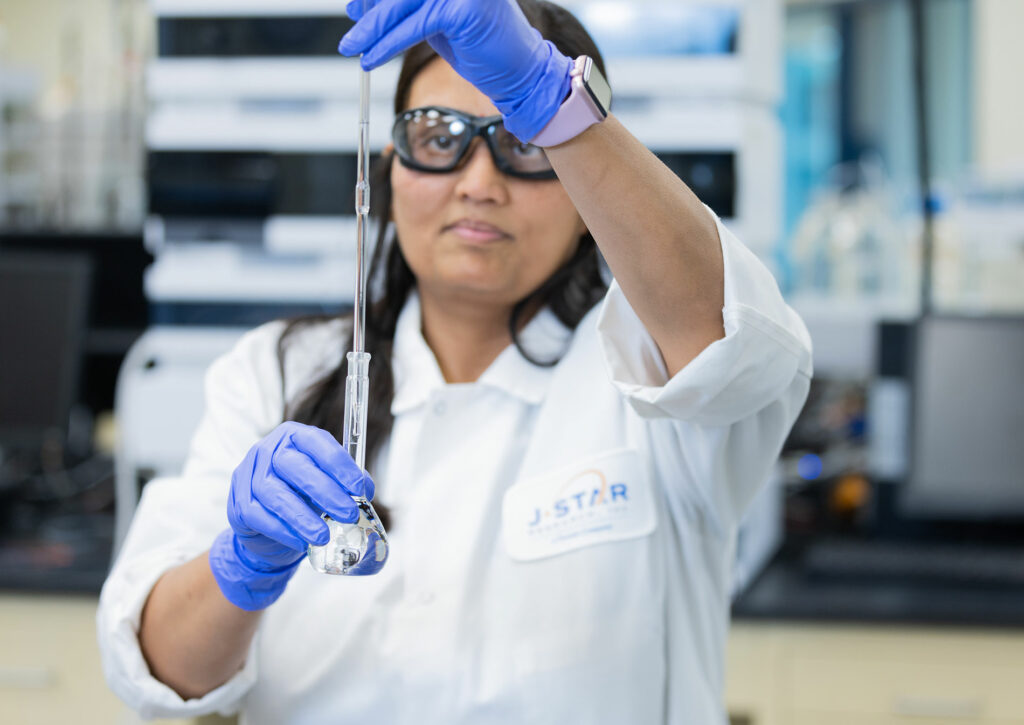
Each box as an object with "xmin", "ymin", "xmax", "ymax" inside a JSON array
[{"xmin": 501, "ymin": 448, "xmax": 657, "ymax": 561}]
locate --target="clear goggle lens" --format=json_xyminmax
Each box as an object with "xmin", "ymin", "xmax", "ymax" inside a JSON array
[{"xmin": 394, "ymin": 107, "xmax": 554, "ymax": 179}]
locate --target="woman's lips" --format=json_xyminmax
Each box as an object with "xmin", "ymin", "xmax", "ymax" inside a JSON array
[{"xmin": 446, "ymin": 219, "xmax": 512, "ymax": 243}]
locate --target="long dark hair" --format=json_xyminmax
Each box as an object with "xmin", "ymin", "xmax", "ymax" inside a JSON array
[{"xmin": 278, "ymin": 0, "xmax": 609, "ymax": 529}]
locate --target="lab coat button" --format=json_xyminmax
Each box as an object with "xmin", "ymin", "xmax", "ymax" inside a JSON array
[
  {"xmin": 417, "ymin": 591, "xmax": 435, "ymax": 605},
  {"xmin": 433, "ymin": 401, "xmax": 446, "ymax": 416}
]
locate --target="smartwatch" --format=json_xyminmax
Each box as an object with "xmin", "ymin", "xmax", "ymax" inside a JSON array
[{"xmin": 530, "ymin": 55, "xmax": 612, "ymax": 148}]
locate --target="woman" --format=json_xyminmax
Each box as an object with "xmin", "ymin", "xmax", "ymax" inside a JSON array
[{"xmin": 99, "ymin": 1, "xmax": 812, "ymax": 723}]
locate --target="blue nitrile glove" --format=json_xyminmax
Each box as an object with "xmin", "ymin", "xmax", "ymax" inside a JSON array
[
  {"xmin": 339, "ymin": 0, "xmax": 573, "ymax": 142},
  {"xmin": 209, "ymin": 421, "xmax": 374, "ymax": 611}
]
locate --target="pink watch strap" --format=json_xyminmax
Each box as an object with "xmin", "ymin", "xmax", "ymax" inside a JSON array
[{"xmin": 530, "ymin": 56, "xmax": 605, "ymax": 148}]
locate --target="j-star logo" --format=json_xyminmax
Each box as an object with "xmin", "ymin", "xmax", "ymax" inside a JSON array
[
  {"xmin": 503, "ymin": 449, "xmax": 653, "ymax": 561},
  {"xmin": 528, "ymin": 468, "xmax": 629, "ymax": 528}
]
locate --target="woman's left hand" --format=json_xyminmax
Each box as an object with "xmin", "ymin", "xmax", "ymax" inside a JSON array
[{"xmin": 339, "ymin": 0, "xmax": 572, "ymax": 142}]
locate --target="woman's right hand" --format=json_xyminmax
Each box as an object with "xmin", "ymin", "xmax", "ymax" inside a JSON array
[{"xmin": 209, "ymin": 421, "xmax": 373, "ymax": 611}]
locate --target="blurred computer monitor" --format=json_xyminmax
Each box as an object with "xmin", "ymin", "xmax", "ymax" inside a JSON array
[
  {"xmin": 901, "ymin": 315, "xmax": 1024, "ymax": 519},
  {"xmin": 0, "ymin": 251, "xmax": 91, "ymax": 445}
]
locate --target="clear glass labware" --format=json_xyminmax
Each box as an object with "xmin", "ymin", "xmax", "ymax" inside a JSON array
[
  {"xmin": 308, "ymin": 499, "xmax": 388, "ymax": 575},
  {"xmin": 305, "ymin": 357, "xmax": 388, "ymax": 575},
  {"xmin": 306, "ymin": 16, "xmax": 389, "ymax": 576}
]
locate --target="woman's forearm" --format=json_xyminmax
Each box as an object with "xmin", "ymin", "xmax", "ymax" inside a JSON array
[
  {"xmin": 139, "ymin": 551, "xmax": 262, "ymax": 700},
  {"xmin": 545, "ymin": 114, "xmax": 725, "ymax": 377}
]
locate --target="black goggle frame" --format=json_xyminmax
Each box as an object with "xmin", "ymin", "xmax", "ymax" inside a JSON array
[{"xmin": 391, "ymin": 105, "xmax": 557, "ymax": 181}]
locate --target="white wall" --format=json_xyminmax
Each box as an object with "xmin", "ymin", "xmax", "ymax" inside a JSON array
[{"xmin": 973, "ymin": 0, "xmax": 1024, "ymax": 174}]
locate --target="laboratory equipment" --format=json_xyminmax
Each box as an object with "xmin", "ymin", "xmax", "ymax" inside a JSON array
[
  {"xmin": 802, "ymin": 537, "xmax": 1024, "ymax": 589},
  {"xmin": 901, "ymin": 315, "xmax": 1024, "ymax": 518},
  {"xmin": 0, "ymin": 62, "xmax": 41, "ymax": 228},
  {"xmin": 573, "ymin": 0, "xmax": 783, "ymax": 260},
  {"xmin": 865, "ymin": 315, "xmax": 1024, "ymax": 522},
  {"xmin": 144, "ymin": 0, "xmax": 397, "ymax": 324},
  {"xmin": 113, "ymin": 327, "xmax": 246, "ymax": 552},
  {"xmin": 0, "ymin": 252, "xmax": 91, "ymax": 445},
  {"xmin": 565, "ymin": 0, "xmax": 781, "ymax": 105},
  {"xmin": 307, "ymin": 15, "xmax": 389, "ymax": 576},
  {"xmin": 145, "ymin": 0, "xmax": 782, "ymax": 301}
]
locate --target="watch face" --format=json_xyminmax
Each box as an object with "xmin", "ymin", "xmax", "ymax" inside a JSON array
[{"xmin": 581, "ymin": 58, "xmax": 612, "ymax": 117}]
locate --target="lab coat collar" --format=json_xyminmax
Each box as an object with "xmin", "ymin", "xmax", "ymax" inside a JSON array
[{"xmin": 390, "ymin": 290, "xmax": 571, "ymax": 414}]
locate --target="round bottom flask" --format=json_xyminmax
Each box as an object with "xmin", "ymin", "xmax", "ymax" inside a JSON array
[{"xmin": 308, "ymin": 498, "xmax": 388, "ymax": 576}]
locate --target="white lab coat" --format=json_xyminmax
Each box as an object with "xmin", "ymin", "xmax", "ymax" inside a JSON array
[{"xmin": 98, "ymin": 214, "xmax": 812, "ymax": 724}]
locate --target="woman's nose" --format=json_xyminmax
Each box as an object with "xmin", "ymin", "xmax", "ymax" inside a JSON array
[{"xmin": 453, "ymin": 139, "xmax": 509, "ymax": 204}]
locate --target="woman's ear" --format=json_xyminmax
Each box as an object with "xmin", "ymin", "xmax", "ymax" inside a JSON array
[{"xmin": 383, "ymin": 142, "xmax": 395, "ymax": 157}]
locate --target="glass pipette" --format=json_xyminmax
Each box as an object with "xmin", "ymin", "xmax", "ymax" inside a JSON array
[{"xmin": 308, "ymin": 6, "xmax": 389, "ymax": 576}]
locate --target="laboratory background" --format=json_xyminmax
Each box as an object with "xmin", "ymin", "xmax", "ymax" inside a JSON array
[{"xmin": 0, "ymin": 0, "xmax": 1022, "ymax": 723}]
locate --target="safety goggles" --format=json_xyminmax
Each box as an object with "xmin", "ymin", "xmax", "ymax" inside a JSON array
[{"xmin": 391, "ymin": 106, "xmax": 557, "ymax": 180}]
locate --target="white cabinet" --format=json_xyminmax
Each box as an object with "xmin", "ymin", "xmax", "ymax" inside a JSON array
[
  {"xmin": 726, "ymin": 623, "xmax": 1024, "ymax": 725},
  {"xmin": 0, "ymin": 594, "xmax": 193, "ymax": 725},
  {"xmin": 6, "ymin": 596, "xmax": 1023, "ymax": 725}
]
